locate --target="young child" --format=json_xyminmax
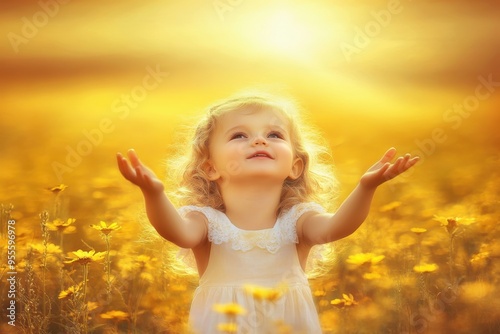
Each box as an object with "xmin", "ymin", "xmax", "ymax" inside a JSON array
[{"xmin": 116, "ymin": 93, "xmax": 419, "ymax": 333}]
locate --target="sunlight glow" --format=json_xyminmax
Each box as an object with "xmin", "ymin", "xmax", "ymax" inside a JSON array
[
  {"xmin": 241, "ymin": 6, "xmax": 342, "ymax": 63},
  {"xmin": 264, "ymin": 10, "xmax": 313, "ymax": 55}
]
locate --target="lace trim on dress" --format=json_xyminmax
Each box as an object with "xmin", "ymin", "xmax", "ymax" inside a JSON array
[{"xmin": 178, "ymin": 202, "xmax": 325, "ymax": 254}]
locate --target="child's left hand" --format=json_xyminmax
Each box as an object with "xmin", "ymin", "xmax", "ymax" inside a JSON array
[{"xmin": 360, "ymin": 148, "xmax": 419, "ymax": 189}]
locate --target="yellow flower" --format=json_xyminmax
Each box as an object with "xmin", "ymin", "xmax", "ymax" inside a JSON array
[
  {"xmin": 118, "ymin": 255, "xmax": 157, "ymax": 278},
  {"xmin": 100, "ymin": 310, "xmax": 130, "ymax": 321},
  {"xmin": 330, "ymin": 293, "xmax": 358, "ymax": 308},
  {"xmin": 363, "ymin": 272, "xmax": 381, "ymax": 280},
  {"xmin": 217, "ymin": 323, "xmax": 238, "ymax": 333},
  {"xmin": 140, "ymin": 272, "xmax": 154, "ymax": 283},
  {"xmin": 413, "ymin": 263, "xmax": 439, "ymax": 273},
  {"xmin": 46, "ymin": 218, "xmax": 77, "ymax": 234},
  {"xmin": 29, "ymin": 242, "xmax": 62, "ymax": 255},
  {"xmin": 47, "ymin": 184, "xmax": 68, "ymax": 194},
  {"xmin": 346, "ymin": 253, "xmax": 385, "ymax": 265},
  {"xmin": 342, "ymin": 293, "xmax": 358, "ymax": 306},
  {"xmin": 213, "ymin": 303, "xmax": 247, "ymax": 316},
  {"xmin": 87, "ymin": 301, "xmax": 99, "ymax": 312},
  {"xmin": 318, "ymin": 299, "xmax": 330, "ymax": 307},
  {"xmin": 455, "ymin": 217, "xmax": 476, "ymax": 226},
  {"xmin": 433, "ymin": 215, "xmax": 476, "ymax": 235},
  {"xmin": 136, "ymin": 254, "xmax": 152, "ymax": 263},
  {"xmin": 58, "ymin": 283, "xmax": 82, "ymax": 300},
  {"xmin": 64, "ymin": 249, "xmax": 106, "ymax": 265},
  {"xmin": 471, "ymin": 251, "xmax": 489, "ymax": 263},
  {"xmin": 330, "ymin": 298, "xmax": 345, "ymax": 308},
  {"xmin": 379, "ymin": 201, "xmax": 402, "ymax": 212},
  {"xmin": 314, "ymin": 290, "xmax": 327, "ymax": 297},
  {"xmin": 90, "ymin": 221, "xmax": 121, "ymax": 236},
  {"xmin": 410, "ymin": 227, "xmax": 427, "ymax": 235},
  {"xmin": 460, "ymin": 281, "xmax": 495, "ymax": 303},
  {"xmin": 470, "ymin": 251, "xmax": 490, "ymax": 269},
  {"xmin": 244, "ymin": 284, "xmax": 287, "ymax": 303}
]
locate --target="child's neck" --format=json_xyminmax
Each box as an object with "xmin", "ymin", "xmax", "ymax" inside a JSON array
[{"xmin": 221, "ymin": 182, "xmax": 282, "ymax": 230}]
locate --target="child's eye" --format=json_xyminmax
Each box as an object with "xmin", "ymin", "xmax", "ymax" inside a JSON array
[
  {"xmin": 268, "ymin": 131, "xmax": 284, "ymax": 139},
  {"xmin": 230, "ymin": 133, "xmax": 246, "ymax": 140}
]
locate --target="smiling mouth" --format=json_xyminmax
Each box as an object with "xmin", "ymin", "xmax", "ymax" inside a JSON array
[{"xmin": 248, "ymin": 152, "xmax": 273, "ymax": 159}]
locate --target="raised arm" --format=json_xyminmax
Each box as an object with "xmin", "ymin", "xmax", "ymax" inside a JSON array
[
  {"xmin": 116, "ymin": 149, "xmax": 207, "ymax": 248},
  {"xmin": 298, "ymin": 148, "xmax": 419, "ymax": 245}
]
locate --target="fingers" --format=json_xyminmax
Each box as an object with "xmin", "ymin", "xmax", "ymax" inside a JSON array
[
  {"xmin": 397, "ymin": 154, "xmax": 411, "ymax": 170},
  {"xmin": 380, "ymin": 149, "xmax": 419, "ymax": 166},
  {"xmin": 134, "ymin": 164, "xmax": 159, "ymax": 191},
  {"xmin": 408, "ymin": 156, "xmax": 420, "ymax": 165},
  {"xmin": 380, "ymin": 147, "xmax": 397, "ymax": 164},
  {"xmin": 384, "ymin": 153, "xmax": 420, "ymax": 179},
  {"xmin": 397, "ymin": 154, "xmax": 419, "ymax": 172},
  {"xmin": 134, "ymin": 164, "xmax": 146, "ymax": 184},
  {"xmin": 117, "ymin": 149, "xmax": 163, "ymax": 193},
  {"xmin": 117, "ymin": 149, "xmax": 145, "ymax": 184},
  {"xmin": 127, "ymin": 149, "xmax": 142, "ymax": 168},
  {"xmin": 383, "ymin": 157, "xmax": 403, "ymax": 181},
  {"xmin": 116, "ymin": 152, "xmax": 136, "ymax": 181},
  {"xmin": 376, "ymin": 162, "xmax": 391, "ymax": 176}
]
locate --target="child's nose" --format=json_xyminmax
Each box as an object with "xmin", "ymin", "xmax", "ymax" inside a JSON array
[{"xmin": 252, "ymin": 135, "xmax": 268, "ymax": 146}]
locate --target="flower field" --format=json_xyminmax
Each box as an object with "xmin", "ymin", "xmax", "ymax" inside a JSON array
[
  {"xmin": 1, "ymin": 1, "xmax": 499, "ymax": 333},
  {"xmin": 1, "ymin": 127, "xmax": 499, "ymax": 333}
]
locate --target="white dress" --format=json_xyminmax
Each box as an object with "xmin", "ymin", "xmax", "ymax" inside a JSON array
[{"xmin": 178, "ymin": 202, "xmax": 325, "ymax": 334}]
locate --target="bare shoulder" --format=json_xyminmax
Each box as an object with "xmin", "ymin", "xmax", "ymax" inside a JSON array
[
  {"xmin": 181, "ymin": 210, "xmax": 209, "ymax": 248},
  {"xmin": 297, "ymin": 211, "xmax": 334, "ymax": 246},
  {"xmin": 183, "ymin": 210, "xmax": 209, "ymax": 225}
]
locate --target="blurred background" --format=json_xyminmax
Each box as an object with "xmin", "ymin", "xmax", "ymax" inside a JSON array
[
  {"xmin": 1, "ymin": 0, "xmax": 499, "ymax": 204},
  {"xmin": 0, "ymin": 0, "xmax": 499, "ymax": 332}
]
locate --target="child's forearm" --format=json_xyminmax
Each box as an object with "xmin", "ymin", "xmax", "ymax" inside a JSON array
[
  {"xmin": 141, "ymin": 190, "xmax": 201, "ymax": 248},
  {"xmin": 327, "ymin": 184, "xmax": 377, "ymax": 240}
]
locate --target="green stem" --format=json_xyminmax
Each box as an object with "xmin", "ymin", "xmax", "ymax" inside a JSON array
[
  {"xmin": 449, "ymin": 234, "xmax": 455, "ymax": 282},
  {"xmin": 59, "ymin": 231, "xmax": 64, "ymax": 251},
  {"xmin": 82, "ymin": 263, "xmax": 89, "ymax": 334},
  {"xmin": 105, "ymin": 235, "xmax": 111, "ymax": 299},
  {"xmin": 40, "ymin": 211, "xmax": 50, "ymax": 323}
]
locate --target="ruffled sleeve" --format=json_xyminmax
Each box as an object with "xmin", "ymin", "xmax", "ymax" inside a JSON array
[
  {"xmin": 178, "ymin": 203, "xmax": 326, "ymax": 254},
  {"xmin": 178, "ymin": 205, "xmax": 217, "ymax": 222},
  {"xmin": 278, "ymin": 202, "xmax": 326, "ymax": 243},
  {"xmin": 178, "ymin": 205, "xmax": 235, "ymax": 245},
  {"xmin": 176, "ymin": 206, "xmax": 216, "ymax": 272},
  {"xmin": 283, "ymin": 202, "xmax": 326, "ymax": 220}
]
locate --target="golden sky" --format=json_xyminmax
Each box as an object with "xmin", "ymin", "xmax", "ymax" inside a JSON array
[{"xmin": 0, "ymin": 0, "xmax": 499, "ymax": 190}]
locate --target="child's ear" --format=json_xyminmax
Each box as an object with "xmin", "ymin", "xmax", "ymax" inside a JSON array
[
  {"xmin": 204, "ymin": 160, "xmax": 220, "ymax": 181},
  {"xmin": 288, "ymin": 157, "xmax": 304, "ymax": 180}
]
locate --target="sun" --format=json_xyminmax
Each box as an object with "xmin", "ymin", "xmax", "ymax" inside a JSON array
[
  {"xmin": 235, "ymin": 7, "xmax": 322, "ymax": 62},
  {"xmin": 264, "ymin": 10, "xmax": 312, "ymax": 55},
  {"xmin": 239, "ymin": 5, "xmax": 346, "ymax": 64}
]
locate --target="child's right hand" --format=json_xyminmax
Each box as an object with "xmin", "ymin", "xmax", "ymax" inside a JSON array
[{"xmin": 116, "ymin": 149, "xmax": 165, "ymax": 194}]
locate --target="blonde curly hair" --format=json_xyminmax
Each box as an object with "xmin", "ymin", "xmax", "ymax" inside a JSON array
[
  {"xmin": 168, "ymin": 92, "xmax": 338, "ymax": 214},
  {"xmin": 160, "ymin": 91, "xmax": 339, "ymax": 279}
]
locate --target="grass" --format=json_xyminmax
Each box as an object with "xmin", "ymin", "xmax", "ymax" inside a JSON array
[{"xmin": 1, "ymin": 122, "xmax": 499, "ymax": 334}]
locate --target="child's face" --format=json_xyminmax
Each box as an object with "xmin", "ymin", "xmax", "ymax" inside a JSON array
[{"xmin": 206, "ymin": 107, "xmax": 303, "ymax": 184}]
